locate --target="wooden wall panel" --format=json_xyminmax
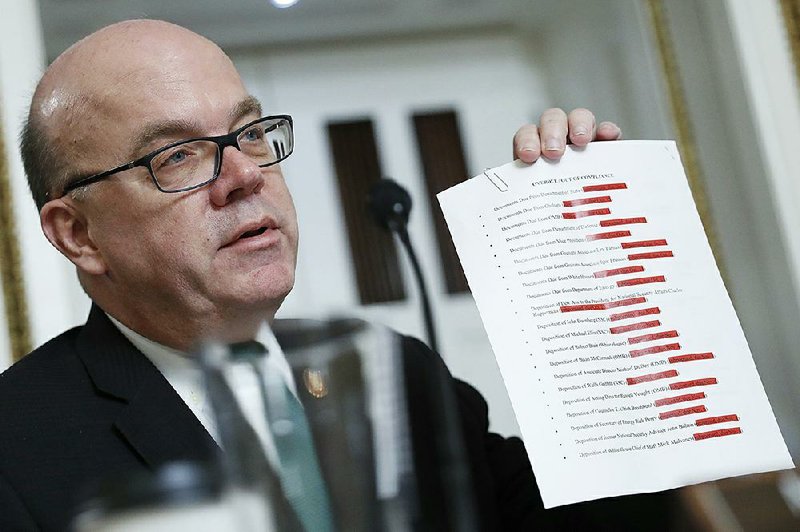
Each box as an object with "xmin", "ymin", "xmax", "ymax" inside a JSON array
[
  {"xmin": 412, "ymin": 110, "xmax": 469, "ymax": 294},
  {"xmin": 327, "ymin": 119, "xmax": 406, "ymax": 304}
]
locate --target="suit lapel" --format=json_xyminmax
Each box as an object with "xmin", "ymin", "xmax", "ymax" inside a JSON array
[{"xmin": 76, "ymin": 305, "xmax": 218, "ymax": 468}]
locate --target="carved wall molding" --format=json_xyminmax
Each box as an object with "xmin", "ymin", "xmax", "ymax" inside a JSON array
[
  {"xmin": 780, "ymin": 0, "xmax": 800, "ymax": 86},
  {"xmin": 0, "ymin": 107, "xmax": 32, "ymax": 363}
]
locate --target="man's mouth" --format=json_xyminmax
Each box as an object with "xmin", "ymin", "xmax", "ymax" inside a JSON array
[
  {"xmin": 222, "ymin": 219, "xmax": 280, "ymax": 249},
  {"xmin": 238, "ymin": 226, "xmax": 269, "ymax": 240}
]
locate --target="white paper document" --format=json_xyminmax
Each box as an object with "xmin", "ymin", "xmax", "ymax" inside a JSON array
[{"xmin": 437, "ymin": 141, "xmax": 794, "ymax": 507}]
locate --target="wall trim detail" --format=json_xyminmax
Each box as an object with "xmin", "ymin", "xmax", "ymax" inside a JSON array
[
  {"xmin": 0, "ymin": 108, "xmax": 32, "ymax": 362},
  {"xmin": 780, "ymin": 0, "xmax": 800, "ymax": 85}
]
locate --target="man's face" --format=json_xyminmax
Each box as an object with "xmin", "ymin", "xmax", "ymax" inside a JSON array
[{"xmin": 52, "ymin": 30, "xmax": 299, "ymax": 333}]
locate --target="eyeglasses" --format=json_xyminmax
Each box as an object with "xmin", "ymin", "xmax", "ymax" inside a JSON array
[{"xmin": 61, "ymin": 115, "xmax": 294, "ymax": 196}]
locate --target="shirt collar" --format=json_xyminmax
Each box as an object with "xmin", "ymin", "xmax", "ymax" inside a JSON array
[{"xmin": 106, "ymin": 314, "xmax": 298, "ymax": 396}]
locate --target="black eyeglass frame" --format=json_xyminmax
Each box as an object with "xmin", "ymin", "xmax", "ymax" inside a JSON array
[{"xmin": 60, "ymin": 114, "xmax": 294, "ymax": 197}]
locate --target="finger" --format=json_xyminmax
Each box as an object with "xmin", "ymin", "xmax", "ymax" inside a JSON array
[
  {"xmin": 513, "ymin": 124, "xmax": 542, "ymax": 164},
  {"xmin": 596, "ymin": 121, "xmax": 622, "ymax": 141},
  {"xmin": 539, "ymin": 108, "xmax": 568, "ymax": 160},
  {"xmin": 567, "ymin": 108, "xmax": 596, "ymax": 147}
]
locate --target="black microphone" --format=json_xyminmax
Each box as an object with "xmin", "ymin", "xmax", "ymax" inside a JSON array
[
  {"xmin": 367, "ymin": 179, "xmax": 439, "ymax": 353},
  {"xmin": 367, "ymin": 178, "xmax": 412, "ymax": 232}
]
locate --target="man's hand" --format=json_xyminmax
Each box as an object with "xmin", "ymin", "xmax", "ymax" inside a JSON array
[{"xmin": 512, "ymin": 108, "xmax": 622, "ymax": 164}]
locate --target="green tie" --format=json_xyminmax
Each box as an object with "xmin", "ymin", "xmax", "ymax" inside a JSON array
[
  {"xmin": 201, "ymin": 360, "xmax": 303, "ymax": 531},
  {"xmin": 243, "ymin": 344, "xmax": 334, "ymax": 532}
]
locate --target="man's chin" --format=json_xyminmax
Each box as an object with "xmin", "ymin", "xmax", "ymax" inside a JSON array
[{"xmin": 218, "ymin": 266, "xmax": 295, "ymax": 312}]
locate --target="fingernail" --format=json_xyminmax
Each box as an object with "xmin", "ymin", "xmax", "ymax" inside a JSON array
[
  {"xmin": 521, "ymin": 145, "xmax": 536, "ymax": 152},
  {"xmin": 573, "ymin": 127, "xmax": 588, "ymax": 137},
  {"xmin": 544, "ymin": 138, "xmax": 561, "ymax": 151}
]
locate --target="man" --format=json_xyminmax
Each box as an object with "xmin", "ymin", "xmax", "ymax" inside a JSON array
[{"xmin": 0, "ymin": 19, "xmax": 675, "ymax": 531}]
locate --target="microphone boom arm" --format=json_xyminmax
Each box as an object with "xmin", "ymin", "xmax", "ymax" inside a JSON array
[{"xmin": 368, "ymin": 178, "xmax": 440, "ymax": 353}]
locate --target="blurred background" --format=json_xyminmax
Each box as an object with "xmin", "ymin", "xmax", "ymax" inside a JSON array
[{"xmin": 2, "ymin": 0, "xmax": 800, "ymax": 529}]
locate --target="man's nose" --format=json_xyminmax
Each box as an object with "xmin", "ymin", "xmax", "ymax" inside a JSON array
[{"xmin": 209, "ymin": 146, "xmax": 264, "ymax": 206}]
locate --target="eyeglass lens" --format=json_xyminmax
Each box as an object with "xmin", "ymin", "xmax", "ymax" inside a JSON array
[{"xmin": 152, "ymin": 117, "xmax": 293, "ymax": 191}]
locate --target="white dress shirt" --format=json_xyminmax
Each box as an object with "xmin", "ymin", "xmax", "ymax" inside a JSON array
[{"xmin": 108, "ymin": 315, "xmax": 298, "ymax": 470}]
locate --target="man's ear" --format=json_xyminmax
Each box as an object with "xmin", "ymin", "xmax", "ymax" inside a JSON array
[{"xmin": 40, "ymin": 198, "xmax": 107, "ymax": 275}]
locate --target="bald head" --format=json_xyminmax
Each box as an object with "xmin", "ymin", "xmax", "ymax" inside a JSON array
[
  {"xmin": 27, "ymin": 19, "xmax": 298, "ymax": 346},
  {"xmin": 21, "ymin": 20, "xmax": 243, "ymax": 209}
]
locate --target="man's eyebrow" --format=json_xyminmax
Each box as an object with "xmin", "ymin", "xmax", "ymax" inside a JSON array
[
  {"xmin": 229, "ymin": 95, "xmax": 263, "ymax": 123},
  {"xmin": 130, "ymin": 118, "xmax": 201, "ymax": 159},
  {"xmin": 128, "ymin": 96, "xmax": 263, "ymax": 159}
]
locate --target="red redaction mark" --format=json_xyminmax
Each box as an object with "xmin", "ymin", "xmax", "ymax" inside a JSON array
[
  {"xmin": 621, "ymin": 239, "xmax": 668, "ymax": 249},
  {"xmin": 563, "ymin": 195, "xmax": 612, "ymax": 207},
  {"xmin": 658, "ymin": 405, "xmax": 707, "ymax": 420},
  {"xmin": 628, "ymin": 251, "xmax": 674, "ymax": 260},
  {"xmin": 627, "ymin": 369, "xmax": 678, "ymax": 385},
  {"xmin": 630, "ymin": 342, "xmax": 681, "ymax": 358},
  {"xmin": 694, "ymin": 427, "xmax": 742, "ymax": 441},
  {"xmin": 587, "ymin": 230, "xmax": 631, "ymax": 241},
  {"xmin": 670, "ymin": 377, "xmax": 718, "ymax": 390},
  {"xmin": 669, "ymin": 352, "xmax": 715, "ymax": 364},
  {"xmin": 654, "ymin": 392, "xmax": 706, "ymax": 407},
  {"xmin": 609, "ymin": 320, "xmax": 661, "ymax": 334},
  {"xmin": 600, "ymin": 217, "xmax": 647, "ymax": 227},
  {"xmin": 560, "ymin": 297, "xmax": 649, "ymax": 312},
  {"xmin": 594, "ymin": 265, "xmax": 645, "ymax": 278},
  {"xmin": 562, "ymin": 208, "xmax": 611, "ymax": 219},
  {"xmin": 583, "ymin": 183, "xmax": 628, "ymax": 192},
  {"xmin": 610, "ymin": 307, "xmax": 661, "ymax": 321},
  {"xmin": 696, "ymin": 414, "xmax": 739, "ymax": 426},
  {"xmin": 605, "ymin": 297, "xmax": 647, "ymax": 309},
  {"xmin": 559, "ymin": 303, "xmax": 606, "ymax": 312},
  {"xmin": 617, "ymin": 275, "xmax": 666, "ymax": 287},
  {"xmin": 628, "ymin": 330, "xmax": 679, "ymax": 344}
]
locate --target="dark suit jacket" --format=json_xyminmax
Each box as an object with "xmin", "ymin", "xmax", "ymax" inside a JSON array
[{"xmin": 0, "ymin": 306, "xmax": 679, "ymax": 531}]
